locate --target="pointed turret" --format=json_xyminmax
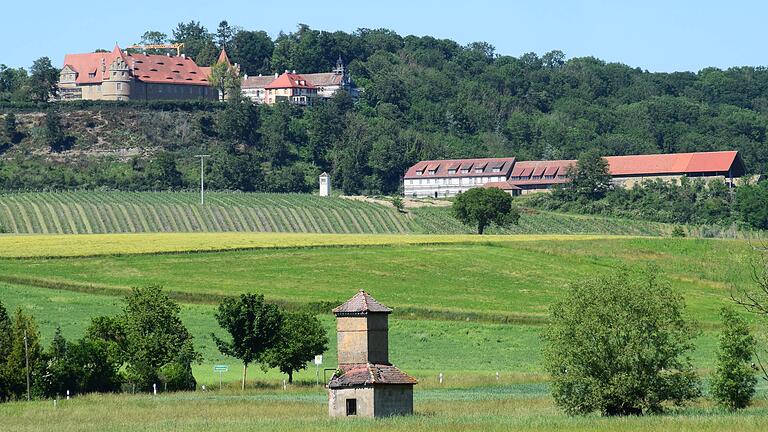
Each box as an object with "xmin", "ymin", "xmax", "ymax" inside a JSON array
[{"xmin": 217, "ymin": 49, "xmax": 231, "ymax": 65}]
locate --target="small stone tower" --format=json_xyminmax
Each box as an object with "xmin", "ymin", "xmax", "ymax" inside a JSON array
[
  {"xmin": 319, "ymin": 172, "xmax": 331, "ymax": 197},
  {"xmin": 328, "ymin": 290, "xmax": 416, "ymax": 418},
  {"xmin": 102, "ymin": 45, "xmax": 131, "ymax": 101}
]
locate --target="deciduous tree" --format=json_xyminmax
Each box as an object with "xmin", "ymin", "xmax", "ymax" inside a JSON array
[
  {"xmin": 710, "ymin": 306, "xmax": 757, "ymax": 410},
  {"xmin": 262, "ymin": 312, "xmax": 328, "ymax": 383},
  {"xmin": 121, "ymin": 286, "xmax": 198, "ymax": 391},
  {"xmin": 452, "ymin": 187, "xmax": 520, "ymax": 234},
  {"xmin": 28, "ymin": 57, "xmax": 59, "ymax": 102},
  {"xmin": 543, "ymin": 269, "xmax": 700, "ymax": 416},
  {"xmin": 212, "ymin": 293, "xmax": 283, "ymax": 390}
]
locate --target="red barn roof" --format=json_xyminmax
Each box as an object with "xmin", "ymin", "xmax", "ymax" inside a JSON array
[
  {"xmin": 406, "ymin": 151, "xmax": 744, "ymax": 182},
  {"xmin": 404, "ymin": 157, "xmax": 516, "ymax": 179},
  {"xmin": 265, "ymin": 72, "xmax": 316, "ymax": 89},
  {"xmin": 61, "ymin": 45, "xmax": 212, "ymax": 86},
  {"xmin": 604, "ymin": 151, "xmax": 744, "ymax": 176}
]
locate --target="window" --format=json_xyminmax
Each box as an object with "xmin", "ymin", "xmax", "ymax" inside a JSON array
[
  {"xmin": 460, "ymin": 169, "xmax": 469, "ymax": 174},
  {"xmin": 492, "ymin": 167, "xmax": 501, "ymax": 173},
  {"xmin": 346, "ymin": 399, "xmax": 357, "ymax": 416},
  {"xmin": 428, "ymin": 170, "xmax": 436, "ymax": 175},
  {"xmin": 448, "ymin": 169, "xmax": 456, "ymax": 174},
  {"xmin": 116, "ymin": 83, "xmax": 122, "ymax": 90},
  {"xmin": 474, "ymin": 168, "xmax": 483, "ymax": 173},
  {"xmin": 416, "ymin": 170, "xmax": 423, "ymax": 176}
]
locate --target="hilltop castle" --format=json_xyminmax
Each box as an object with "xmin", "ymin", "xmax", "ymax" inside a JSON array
[{"xmin": 58, "ymin": 45, "xmax": 219, "ymax": 101}]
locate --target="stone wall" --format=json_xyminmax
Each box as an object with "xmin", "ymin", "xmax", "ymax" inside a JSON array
[
  {"xmin": 373, "ymin": 385, "xmax": 414, "ymax": 417},
  {"xmin": 328, "ymin": 387, "xmax": 374, "ymax": 417},
  {"xmin": 336, "ymin": 314, "xmax": 389, "ymax": 364}
]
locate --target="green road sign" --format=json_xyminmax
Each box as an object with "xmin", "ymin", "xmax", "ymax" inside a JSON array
[{"xmin": 213, "ymin": 365, "xmax": 229, "ymax": 372}]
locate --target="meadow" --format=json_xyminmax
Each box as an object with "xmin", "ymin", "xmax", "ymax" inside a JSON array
[
  {"xmin": 1, "ymin": 233, "xmax": 766, "ymax": 430},
  {"xmin": 2, "ymin": 385, "xmax": 768, "ymax": 432}
]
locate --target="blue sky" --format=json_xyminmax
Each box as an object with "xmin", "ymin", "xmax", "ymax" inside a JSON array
[{"xmin": 2, "ymin": 0, "xmax": 763, "ymax": 72}]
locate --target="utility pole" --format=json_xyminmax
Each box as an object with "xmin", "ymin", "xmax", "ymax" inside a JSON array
[
  {"xmin": 23, "ymin": 329, "xmax": 30, "ymax": 401},
  {"xmin": 194, "ymin": 154, "xmax": 210, "ymax": 205}
]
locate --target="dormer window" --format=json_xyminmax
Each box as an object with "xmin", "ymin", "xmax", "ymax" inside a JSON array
[
  {"xmin": 492, "ymin": 167, "xmax": 501, "ymax": 173},
  {"xmin": 474, "ymin": 167, "xmax": 483, "ymax": 173},
  {"xmin": 428, "ymin": 169, "xmax": 437, "ymax": 175},
  {"xmin": 448, "ymin": 169, "xmax": 457, "ymax": 174},
  {"xmin": 460, "ymin": 168, "xmax": 469, "ymax": 174},
  {"xmin": 416, "ymin": 170, "xmax": 424, "ymax": 176}
]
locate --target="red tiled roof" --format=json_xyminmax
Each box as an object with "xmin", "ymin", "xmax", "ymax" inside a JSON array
[
  {"xmin": 333, "ymin": 290, "xmax": 392, "ymax": 315},
  {"xmin": 404, "ymin": 157, "xmax": 516, "ymax": 179},
  {"xmin": 405, "ymin": 151, "xmax": 744, "ymax": 183},
  {"xmin": 265, "ymin": 72, "xmax": 316, "ymax": 89},
  {"xmin": 482, "ymin": 181, "xmax": 521, "ymax": 190},
  {"xmin": 328, "ymin": 363, "xmax": 418, "ymax": 388},
  {"xmin": 61, "ymin": 45, "xmax": 211, "ymax": 86},
  {"xmin": 510, "ymin": 160, "xmax": 575, "ymax": 177},
  {"xmin": 604, "ymin": 151, "xmax": 744, "ymax": 176}
]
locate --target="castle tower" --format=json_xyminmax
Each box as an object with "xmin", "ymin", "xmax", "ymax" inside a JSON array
[
  {"xmin": 102, "ymin": 45, "xmax": 131, "ymax": 101},
  {"xmin": 328, "ymin": 290, "xmax": 416, "ymax": 418}
]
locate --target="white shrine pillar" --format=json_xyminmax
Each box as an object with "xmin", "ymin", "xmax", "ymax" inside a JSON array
[{"xmin": 319, "ymin": 172, "xmax": 331, "ymax": 197}]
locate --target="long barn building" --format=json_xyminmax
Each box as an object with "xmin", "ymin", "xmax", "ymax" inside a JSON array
[{"xmin": 403, "ymin": 151, "xmax": 746, "ymax": 198}]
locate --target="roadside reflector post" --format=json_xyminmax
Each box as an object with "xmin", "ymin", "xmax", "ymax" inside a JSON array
[
  {"xmin": 66, "ymin": 390, "xmax": 70, "ymax": 400},
  {"xmin": 439, "ymin": 372, "xmax": 443, "ymax": 385},
  {"xmin": 283, "ymin": 379, "xmax": 287, "ymax": 390},
  {"xmin": 153, "ymin": 383, "xmax": 157, "ymax": 395}
]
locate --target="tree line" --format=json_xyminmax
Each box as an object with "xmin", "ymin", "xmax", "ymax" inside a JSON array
[
  {"xmin": 4, "ymin": 23, "xmax": 768, "ymax": 195},
  {"xmin": 0, "ymin": 287, "xmax": 326, "ymax": 402}
]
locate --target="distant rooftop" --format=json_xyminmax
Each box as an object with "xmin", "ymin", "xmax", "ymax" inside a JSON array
[{"xmin": 333, "ymin": 290, "xmax": 392, "ymax": 315}]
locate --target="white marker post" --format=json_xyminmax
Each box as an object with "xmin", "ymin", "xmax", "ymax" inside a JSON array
[
  {"xmin": 66, "ymin": 390, "xmax": 70, "ymax": 400},
  {"xmin": 439, "ymin": 373, "xmax": 444, "ymax": 385},
  {"xmin": 153, "ymin": 383, "xmax": 157, "ymax": 395},
  {"xmin": 283, "ymin": 379, "xmax": 287, "ymax": 391},
  {"xmin": 314, "ymin": 355, "xmax": 323, "ymax": 386}
]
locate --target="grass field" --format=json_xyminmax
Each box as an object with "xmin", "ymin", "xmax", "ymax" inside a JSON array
[
  {"xmin": 0, "ymin": 191, "xmax": 675, "ymax": 236},
  {"xmin": 2, "ymin": 386, "xmax": 768, "ymax": 432},
  {"xmin": 1, "ymin": 233, "xmax": 766, "ymax": 430}
]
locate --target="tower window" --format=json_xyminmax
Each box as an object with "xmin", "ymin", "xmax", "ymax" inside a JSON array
[{"xmin": 346, "ymin": 399, "xmax": 357, "ymax": 416}]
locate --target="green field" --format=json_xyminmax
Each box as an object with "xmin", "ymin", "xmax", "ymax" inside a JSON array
[
  {"xmin": 0, "ymin": 191, "xmax": 674, "ymax": 235},
  {"xmin": 1, "ymin": 233, "xmax": 766, "ymax": 430}
]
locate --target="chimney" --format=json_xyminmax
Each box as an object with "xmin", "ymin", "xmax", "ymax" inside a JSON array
[
  {"xmin": 181, "ymin": 54, "xmax": 186, "ymax": 59},
  {"xmin": 275, "ymin": 73, "xmax": 278, "ymax": 79}
]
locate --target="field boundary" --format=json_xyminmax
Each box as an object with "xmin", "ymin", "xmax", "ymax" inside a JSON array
[{"xmin": 0, "ymin": 274, "xmax": 547, "ymax": 324}]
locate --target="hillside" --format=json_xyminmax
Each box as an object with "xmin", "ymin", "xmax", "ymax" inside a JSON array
[
  {"xmin": 5, "ymin": 24, "xmax": 768, "ymax": 197},
  {"xmin": 0, "ymin": 191, "xmax": 674, "ymax": 235}
]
